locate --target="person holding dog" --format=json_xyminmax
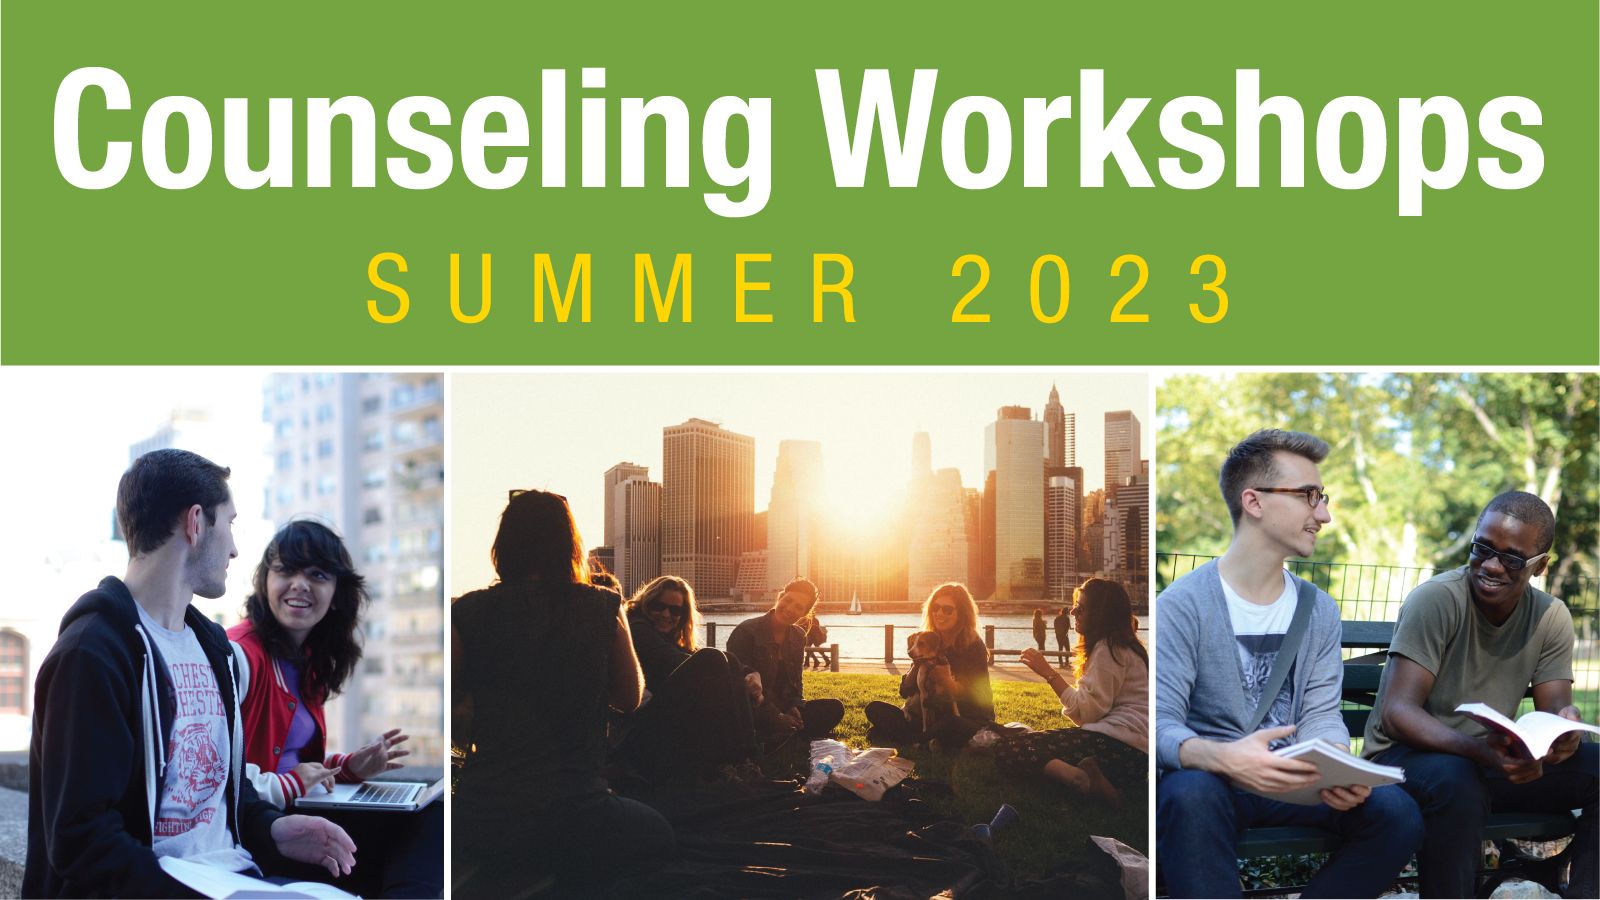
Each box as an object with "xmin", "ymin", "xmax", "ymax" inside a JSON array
[
  {"xmin": 997, "ymin": 578, "xmax": 1148, "ymax": 804},
  {"xmin": 865, "ymin": 582, "xmax": 995, "ymax": 749}
]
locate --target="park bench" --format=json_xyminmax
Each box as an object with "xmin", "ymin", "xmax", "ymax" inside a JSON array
[{"xmin": 1225, "ymin": 620, "xmax": 1578, "ymax": 894}]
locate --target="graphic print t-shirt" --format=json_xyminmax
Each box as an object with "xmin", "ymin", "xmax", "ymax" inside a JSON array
[
  {"xmin": 136, "ymin": 606, "xmax": 256, "ymax": 874},
  {"xmin": 1221, "ymin": 570, "xmax": 1298, "ymax": 745}
]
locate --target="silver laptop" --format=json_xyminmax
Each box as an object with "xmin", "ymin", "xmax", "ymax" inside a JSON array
[{"xmin": 292, "ymin": 778, "xmax": 444, "ymax": 813}]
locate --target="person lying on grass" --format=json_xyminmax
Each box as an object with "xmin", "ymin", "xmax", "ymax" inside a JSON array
[{"xmin": 996, "ymin": 578, "xmax": 1148, "ymax": 805}]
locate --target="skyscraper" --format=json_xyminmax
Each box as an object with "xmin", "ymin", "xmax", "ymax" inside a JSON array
[
  {"xmin": 662, "ymin": 418, "xmax": 755, "ymax": 599},
  {"xmin": 1045, "ymin": 385, "xmax": 1065, "ymax": 469},
  {"xmin": 603, "ymin": 462, "xmax": 649, "ymax": 549},
  {"xmin": 1045, "ymin": 472, "xmax": 1080, "ymax": 602},
  {"xmin": 911, "ymin": 431, "xmax": 932, "ymax": 478},
  {"xmin": 767, "ymin": 440, "xmax": 824, "ymax": 595},
  {"xmin": 262, "ymin": 373, "xmax": 444, "ymax": 764},
  {"xmin": 616, "ymin": 476, "xmax": 661, "ymax": 597},
  {"xmin": 907, "ymin": 467, "xmax": 970, "ymax": 603},
  {"xmin": 1104, "ymin": 410, "xmax": 1141, "ymax": 496},
  {"xmin": 986, "ymin": 406, "xmax": 1045, "ymax": 600}
]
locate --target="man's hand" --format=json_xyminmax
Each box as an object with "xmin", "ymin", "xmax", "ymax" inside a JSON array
[
  {"xmin": 1483, "ymin": 734, "xmax": 1543, "ymax": 784},
  {"xmin": 1542, "ymin": 705, "xmax": 1584, "ymax": 767},
  {"xmin": 1019, "ymin": 647, "xmax": 1055, "ymax": 679},
  {"xmin": 293, "ymin": 761, "xmax": 339, "ymax": 795},
  {"xmin": 1210, "ymin": 726, "xmax": 1321, "ymax": 794},
  {"xmin": 270, "ymin": 815, "xmax": 357, "ymax": 878},
  {"xmin": 745, "ymin": 672, "xmax": 764, "ymax": 705},
  {"xmin": 342, "ymin": 728, "xmax": 410, "ymax": 781},
  {"xmin": 1318, "ymin": 783, "xmax": 1371, "ymax": 811}
]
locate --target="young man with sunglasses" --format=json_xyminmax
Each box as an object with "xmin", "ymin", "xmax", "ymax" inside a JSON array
[
  {"xmin": 1156, "ymin": 429, "xmax": 1422, "ymax": 898},
  {"xmin": 1364, "ymin": 491, "xmax": 1596, "ymax": 899}
]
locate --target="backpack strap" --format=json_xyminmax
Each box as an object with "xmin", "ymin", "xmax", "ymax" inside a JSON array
[{"xmin": 1246, "ymin": 578, "xmax": 1316, "ymax": 734}]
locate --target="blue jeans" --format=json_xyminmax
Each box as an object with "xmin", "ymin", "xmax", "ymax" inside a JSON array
[
  {"xmin": 1156, "ymin": 768, "xmax": 1423, "ymax": 898},
  {"xmin": 1373, "ymin": 741, "xmax": 1598, "ymax": 899}
]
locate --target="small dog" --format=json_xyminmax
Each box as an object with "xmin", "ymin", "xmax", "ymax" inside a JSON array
[{"xmin": 903, "ymin": 631, "xmax": 957, "ymax": 737}]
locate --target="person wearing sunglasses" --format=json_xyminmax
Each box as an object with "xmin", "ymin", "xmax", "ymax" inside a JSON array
[
  {"xmin": 452, "ymin": 489, "xmax": 672, "ymax": 893},
  {"xmin": 1364, "ymin": 491, "xmax": 1596, "ymax": 899},
  {"xmin": 1156, "ymin": 429, "xmax": 1422, "ymax": 899},
  {"xmin": 612, "ymin": 576, "xmax": 758, "ymax": 781},
  {"xmin": 725, "ymin": 577, "xmax": 846, "ymax": 746},
  {"xmin": 864, "ymin": 582, "xmax": 997, "ymax": 750}
]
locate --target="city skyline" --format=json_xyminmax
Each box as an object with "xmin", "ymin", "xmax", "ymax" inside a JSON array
[{"xmin": 449, "ymin": 373, "xmax": 1149, "ymax": 597}]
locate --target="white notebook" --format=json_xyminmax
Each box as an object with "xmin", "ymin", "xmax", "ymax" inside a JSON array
[
  {"xmin": 1252, "ymin": 738, "xmax": 1405, "ymax": 806},
  {"xmin": 159, "ymin": 857, "xmax": 356, "ymax": 898}
]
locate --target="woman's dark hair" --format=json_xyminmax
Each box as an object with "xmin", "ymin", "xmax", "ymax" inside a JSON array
[
  {"xmin": 1072, "ymin": 577, "xmax": 1147, "ymax": 679},
  {"xmin": 245, "ymin": 520, "xmax": 367, "ymax": 699},
  {"xmin": 492, "ymin": 489, "xmax": 590, "ymax": 585}
]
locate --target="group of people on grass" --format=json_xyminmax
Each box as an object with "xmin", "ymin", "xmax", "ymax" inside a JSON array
[
  {"xmin": 24, "ymin": 449, "xmax": 443, "ymax": 898},
  {"xmin": 1157, "ymin": 429, "xmax": 1597, "ymax": 899},
  {"xmin": 451, "ymin": 487, "xmax": 1151, "ymax": 891}
]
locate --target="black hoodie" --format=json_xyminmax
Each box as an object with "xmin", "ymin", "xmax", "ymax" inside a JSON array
[{"xmin": 23, "ymin": 577, "xmax": 285, "ymax": 898}]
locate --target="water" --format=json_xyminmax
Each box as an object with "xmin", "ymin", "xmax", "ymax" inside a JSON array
[{"xmin": 701, "ymin": 611, "xmax": 1150, "ymax": 662}]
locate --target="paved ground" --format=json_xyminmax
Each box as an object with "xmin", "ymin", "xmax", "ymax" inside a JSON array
[{"xmin": 824, "ymin": 659, "xmax": 1075, "ymax": 684}]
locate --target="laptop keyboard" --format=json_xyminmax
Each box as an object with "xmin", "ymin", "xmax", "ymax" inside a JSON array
[{"xmin": 350, "ymin": 782, "xmax": 413, "ymax": 805}]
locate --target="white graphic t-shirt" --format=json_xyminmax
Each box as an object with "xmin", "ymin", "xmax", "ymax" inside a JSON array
[
  {"xmin": 136, "ymin": 605, "xmax": 257, "ymax": 874},
  {"xmin": 1221, "ymin": 570, "xmax": 1298, "ymax": 745}
]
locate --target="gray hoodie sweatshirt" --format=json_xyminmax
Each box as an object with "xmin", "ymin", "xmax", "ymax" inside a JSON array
[{"xmin": 1155, "ymin": 560, "xmax": 1348, "ymax": 772}]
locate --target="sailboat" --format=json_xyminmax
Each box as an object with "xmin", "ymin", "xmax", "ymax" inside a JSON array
[{"xmin": 846, "ymin": 592, "xmax": 863, "ymax": 615}]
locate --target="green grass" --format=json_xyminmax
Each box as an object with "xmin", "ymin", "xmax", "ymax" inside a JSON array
[{"xmin": 792, "ymin": 672, "xmax": 1148, "ymax": 879}]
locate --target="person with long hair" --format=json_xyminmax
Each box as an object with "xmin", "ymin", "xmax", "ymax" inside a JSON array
[
  {"xmin": 725, "ymin": 578, "xmax": 846, "ymax": 746},
  {"xmin": 864, "ymin": 582, "xmax": 995, "ymax": 749},
  {"xmin": 452, "ymin": 490, "xmax": 671, "ymax": 893},
  {"xmin": 996, "ymin": 577, "xmax": 1149, "ymax": 804},
  {"xmin": 614, "ymin": 576, "xmax": 757, "ymax": 781},
  {"xmin": 230, "ymin": 519, "xmax": 442, "ymax": 897}
]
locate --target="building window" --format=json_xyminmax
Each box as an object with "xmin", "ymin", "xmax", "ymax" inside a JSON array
[
  {"xmin": 317, "ymin": 438, "xmax": 335, "ymax": 459},
  {"xmin": 0, "ymin": 631, "xmax": 27, "ymax": 714},
  {"xmin": 363, "ymin": 507, "xmax": 382, "ymax": 525},
  {"xmin": 316, "ymin": 403, "xmax": 334, "ymax": 424},
  {"xmin": 361, "ymin": 395, "xmax": 382, "ymax": 415},
  {"xmin": 317, "ymin": 475, "xmax": 337, "ymax": 497},
  {"xmin": 275, "ymin": 451, "xmax": 292, "ymax": 472},
  {"xmin": 362, "ymin": 430, "xmax": 383, "ymax": 453}
]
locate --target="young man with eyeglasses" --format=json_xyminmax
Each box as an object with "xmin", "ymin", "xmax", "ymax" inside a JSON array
[
  {"xmin": 1156, "ymin": 429, "xmax": 1422, "ymax": 898},
  {"xmin": 1363, "ymin": 491, "xmax": 1596, "ymax": 899}
]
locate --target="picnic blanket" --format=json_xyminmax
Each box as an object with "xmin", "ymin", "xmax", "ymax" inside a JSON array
[{"xmin": 608, "ymin": 779, "xmax": 1125, "ymax": 899}]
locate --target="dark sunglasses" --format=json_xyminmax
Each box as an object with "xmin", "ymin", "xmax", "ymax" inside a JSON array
[
  {"xmin": 646, "ymin": 599, "xmax": 686, "ymax": 618},
  {"xmin": 1469, "ymin": 540, "xmax": 1548, "ymax": 572},
  {"xmin": 931, "ymin": 604, "xmax": 958, "ymax": 615}
]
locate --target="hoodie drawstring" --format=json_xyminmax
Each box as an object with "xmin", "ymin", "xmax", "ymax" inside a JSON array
[{"xmin": 134, "ymin": 625, "xmax": 163, "ymax": 833}]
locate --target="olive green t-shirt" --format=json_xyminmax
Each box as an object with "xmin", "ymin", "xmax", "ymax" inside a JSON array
[{"xmin": 1363, "ymin": 566, "xmax": 1574, "ymax": 759}]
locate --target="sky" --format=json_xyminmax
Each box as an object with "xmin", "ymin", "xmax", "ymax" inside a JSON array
[
  {"xmin": 449, "ymin": 370, "xmax": 1150, "ymax": 594},
  {"xmin": 0, "ymin": 368, "xmax": 276, "ymax": 623}
]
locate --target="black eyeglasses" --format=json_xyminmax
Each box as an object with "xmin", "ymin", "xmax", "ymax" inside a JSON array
[
  {"xmin": 1252, "ymin": 486, "xmax": 1330, "ymax": 509},
  {"xmin": 931, "ymin": 604, "xmax": 958, "ymax": 615},
  {"xmin": 1469, "ymin": 541, "xmax": 1548, "ymax": 572},
  {"xmin": 646, "ymin": 599, "xmax": 686, "ymax": 618}
]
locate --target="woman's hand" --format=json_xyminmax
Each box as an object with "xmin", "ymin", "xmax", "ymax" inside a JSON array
[
  {"xmin": 343, "ymin": 728, "xmax": 410, "ymax": 781},
  {"xmin": 270, "ymin": 815, "xmax": 357, "ymax": 878},
  {"xmin": 1019, "ymin": 647, "xmax": 1055, "ymax": 679},
  {"xmin": 294, "ymin": 761, "xmax": 339, "ymax": 794}
]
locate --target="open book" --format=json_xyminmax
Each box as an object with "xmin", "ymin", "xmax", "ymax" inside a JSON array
[
  {"xmin": 1456, "ymin": 702, "xmax": 1600, "ymax": 760},
  {"xmin": 159, "ymin": 857, "xmax": 357, "ymax": 899},
  {"xmin": 1251, "ymin": 738, "xmax": 1405, "ymax": 806}
]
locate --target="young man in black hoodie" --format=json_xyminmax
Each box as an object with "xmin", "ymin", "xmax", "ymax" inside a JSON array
[{"xmin": 24, "ymin": 449, "xmax": 358, "ymax": 897}]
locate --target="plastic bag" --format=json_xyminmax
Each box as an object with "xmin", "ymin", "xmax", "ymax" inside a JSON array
[
  {"xmin": 829, "ymin": 748, "xmax": 914, "ymax": 801},
  {"xmin": 805, "ymin": 739, "xmax": 851, "ymax": 794},
  {"xmin": 1089, "ymin": 835, "xmax": 1148, "ymax": 900},
  {"xmin": 804, "ymin": 740, "xmax": 914, "ymax": 800}
]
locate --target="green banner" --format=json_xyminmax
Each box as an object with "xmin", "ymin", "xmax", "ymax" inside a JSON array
[{"xmin": 4, "ymin": 3, "xmax": 1595, "ymax": 364}]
